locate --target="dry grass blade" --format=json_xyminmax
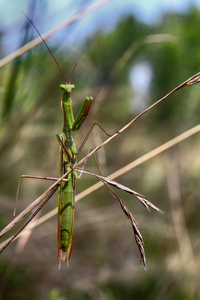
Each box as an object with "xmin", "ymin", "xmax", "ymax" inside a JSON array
[
  {"xmin": 98, "ymin": 177, "xmax": 147, "ymax": 269},
  {"xmin": 186, "ymin": 73, "xmax": 200, "ymax": 85},
  {"xmin": 77, "ymin": 169, "xmax": 163, "ymax": 214},
  {"xmin": 0, "ymin": 185, "xmax": 58, "ymax": 253},
  {"xmin": 76, "ymin": 168, "xmax": 164, "ymax": 269},
  {"xmin": 136, "ymin": 196, "xmax": 164, "ymax": 213},
  {"xmin": 0, "ymin": 184, "xmax": 59, "ymax": 238},
  {"xmin": 0, "ymin": 0, "xmax": 112, "ymax": 68}
]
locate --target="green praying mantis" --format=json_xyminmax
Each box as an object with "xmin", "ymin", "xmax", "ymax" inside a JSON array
[
  {"xmin": 56, "ymin": 78, "xmax": 93, "ymax": 265},
  {"xmin": 2, "ymin": 15, "xmax": 200, "ymax": 269},
  {"xmin": 22, "ymin": 17, "xmax": 151, "ymax": 268}
]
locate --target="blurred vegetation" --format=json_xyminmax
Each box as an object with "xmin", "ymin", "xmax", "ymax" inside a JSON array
[{"xmin": 0, "ymin": 3, "xmax": 200, "ymax": 300}]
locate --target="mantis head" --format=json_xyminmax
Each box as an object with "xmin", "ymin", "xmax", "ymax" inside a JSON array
[
  {"xmin": 59, "ymin": 63, "xmax": 77, "ymax": 94},
  {"xmin": 60, "ymin": 83, "xmax": 75, "ymax": 94}
]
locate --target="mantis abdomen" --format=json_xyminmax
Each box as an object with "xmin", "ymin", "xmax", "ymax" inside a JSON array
[{"xmin": 58, "ymin": 170, "xmax": 75, "ymax": 263}]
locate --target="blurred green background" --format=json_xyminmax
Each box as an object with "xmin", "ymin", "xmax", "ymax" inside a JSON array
[{"xmin": 0, "ymin": 0, "xmax": 200, "ymax": 299}]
